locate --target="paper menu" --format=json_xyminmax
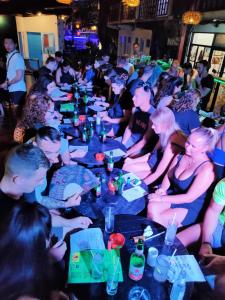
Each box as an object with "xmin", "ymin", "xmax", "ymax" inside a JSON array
[
  {"xmin": 88, "ymin": 105, "xmax": 106, "ymax": 112},
  {"xmin": 104, "ymin": 148, "xmax": 126, "ymax": 158},
  {"xmin": 115, "ymin": 172, "xmax": 141, "ymax": 186},
  {"xmin": 122, "ymin": 186, "xmax": 147, "ymax": 202},
  {"xmin": 169, "ymin": 255, "xmax": 205, "ymax": 282},
  {"xmin": 70, "ymin": 228, "xmax": 105, "ymax": 253},
  {"xmin": 69, "ymin": 145, "xmax": 88, "ymax": 152}
]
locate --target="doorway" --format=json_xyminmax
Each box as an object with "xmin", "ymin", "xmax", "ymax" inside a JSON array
[{"xmin": 27, "ymin": 32, "xmax": 43, "ymax": 67}]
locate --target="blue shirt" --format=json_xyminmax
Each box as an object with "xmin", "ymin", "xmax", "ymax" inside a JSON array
[{"xmin": 173, "ymin": 110, "xmax": 200, "ymax": 136}]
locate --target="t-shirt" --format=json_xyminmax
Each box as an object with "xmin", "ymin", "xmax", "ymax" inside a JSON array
[
  {"xmin": 38, "ymin": 66, "xmax": 52, "ymax": 78},
  {"xmin": 213, "ymin": 178, "xmax": 225, "ymax": 224},
  {"xmin": 173, "ymin": 110, "xmax": 200, "ymax": 136},
  {"xmin": 130, "ymin": 106, "xmax": 155, "ymax": 134},
  {"xmin": 198, "ymin": 74, "xmax": 214, "ymax": 109},
  {"xmin": 0, "ymin": 188, "xmax": 21, "ymax": 220},
  {"xmin": 6, "ymin": 50, "xmax": 26, "ymax": 92}
]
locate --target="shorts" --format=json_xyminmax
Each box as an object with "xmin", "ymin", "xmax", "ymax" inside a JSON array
[{"xmin": 9, "ymin": 91, "xmax": 26, "ymax": 105}]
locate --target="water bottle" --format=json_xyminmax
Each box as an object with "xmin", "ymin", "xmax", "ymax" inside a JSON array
[
  {"xmin": 89, "ymin": 122, "xmax": 94, "ymax": 138},
  {"xmin": 95, "ymin": 173, "xmax": 101, "ymax": 197},
  {"xmin": 129, "ymin": 239, "xmax": 145, "ymax": 281},
  {"xmin": 107, "ymin": 151, "xmax": 114, "ymax": 172},
  {"xmin": 82, "ymin": 125, "xmax": 88, "ymax": 142},
  {"xmin": 170, "ymin": 270, "xmax": 186, "ymax": 300}
]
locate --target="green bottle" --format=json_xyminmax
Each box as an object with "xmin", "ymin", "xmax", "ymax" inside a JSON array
[
  {"xmin": 117, "ymin": 171, "xmax": 124, "ymax": 195},
  {"xmin": 73, "ymin": 109, "xmax": 79, "ymax": 127},
  {"xmin": 83, "ymin": 93, "xmax": 88, "ymax": 105},
  {"xmin": 101, "ymin": 125, "xmax": 106, "ymax": 143},
  {"xmin": 107, "ymin": 151, "xmax": 114, "ymax": 172},
  {"xmin": 95, "ymin": 173, "xmax": 101, "ymax": 197},
  {"xmin": 89, "ymin": 122, "xmax": 94, "ymax": 138},
  {"xmin": 129, "ymin": 239, "xmax": 145, "ymax": 281}
]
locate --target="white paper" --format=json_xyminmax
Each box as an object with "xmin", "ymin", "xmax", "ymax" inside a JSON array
[
  {"xmin": 70, "ymin": 228, "xmax": 105, "ymax": 252},
  {"xmin": 115, "ymin": 172, "xmax": 141, "ymax": 186},
  {"xmin": 104, "ymin": 148, "xmax": 126, "ymax": 158},
  {"xmin": 170, "ymin": 255, "xmax": 205, "ymax": 282},
  {"xmin": 69, "ymin": 145, "xmax": 88, "ymax": 152},
  {"xmin": 122, "ymin": 186, "xmax": 147, "ymax": 202},
  {"xmin": 88, "ymin": 105, "xmax": 106, "ymax": 112}
]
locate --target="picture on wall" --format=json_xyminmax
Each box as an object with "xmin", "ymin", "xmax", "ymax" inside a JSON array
[{"xmin": 43, "ymin": 33, "xmax": 55, "ymax": 54}]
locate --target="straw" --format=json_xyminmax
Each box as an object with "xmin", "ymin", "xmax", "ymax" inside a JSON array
[
  {"xmin": 172, "ymin": 213, "xmax": 177, "ymax": 225},
  {"xmin": 139, "ymin": 289, "xmax": 145, "ymax": 300},
  {"xmin": 109, "ymin": 256, "xmax": 120, "ymax": 289},
  {"xmin": 144, "ymin": 231, "xmax": 165, "ymax": 241},
  {"xmin": 170, "ymin": 248, "xmax": 177, "ymax": 261}
]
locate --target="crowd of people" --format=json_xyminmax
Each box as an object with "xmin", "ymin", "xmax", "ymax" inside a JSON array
[{"xmin": 0, "ymin": 35, "xmax": 225, "ymax": 299}]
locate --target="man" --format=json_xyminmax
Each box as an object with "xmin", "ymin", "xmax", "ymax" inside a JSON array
[
  {"xmin": 38, "ymin": 56, "xmax": 58, "ymax": 79},
  {"xmin": 0, "ymin": 35, "xmax": 26, "ymax": 109},
  {"xmin": 122, "ymin": 82, "xmax": 155, "ymax": 157},
  {"xmin": 195, "ymin": 60, "xmax": 214, "ymax": 111},
  {"xmin": 132, "ymin": 42, "xmax": 142, "ymax": 58},
  {"xmin": 55, "ymin": 50, "xmax": 64, "ymax": 67},
  {"xmin": 117, "ymin": 55, "xmax": 134, "ymax": 77}
]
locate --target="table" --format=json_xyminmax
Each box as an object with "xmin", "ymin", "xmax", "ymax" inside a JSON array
[
  {"xmin": 76, "ymin": 168, "xmax": 147, "ymax": 219},
  {"xmin": 68, "ymin": 214, "xmax": 194, "ymax": 300},
  {"xmin": 69, "ymin": 136, "xmax": 126, "ymax": 167}
]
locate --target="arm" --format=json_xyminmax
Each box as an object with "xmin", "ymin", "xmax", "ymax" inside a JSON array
[
  {"xmin": 38, "ymin": 195, "xmax": 68, "ymax": 209},
  {"xmin": 6, "ymin": 69, "xmax": 24, "ymax": 86},
  {"xmin": 161, "ymin": 164, "xmax": 214, "ymax": 204},
  {"xmin": 122, "ymin": 111, "xmax": 134, "ymax": 145},
  {"xmin": 103, "ymin": 109, "xmax": 131, "ymax": 124},
  {"xmin": 56, "ymin": 68, "xmax": 62, "ymax": 86}
]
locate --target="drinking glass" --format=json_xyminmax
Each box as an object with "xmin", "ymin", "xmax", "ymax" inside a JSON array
[
  {"xmin": 128, "ymin": 286, "xmax": 151, "ymax": 300},
  {"xmin": 164, "ymin": 219, "xmax": 178, "ymax": 246},
  {"xmin": 147, "ymin": 247, "xmax": 159, "ymax": 267},
  {"xmin": 153, "ymin": 254, "xmax": 170, "ymax": 282},
  {"xmin": 106, "ymin": 269, "xmax": 119, "ymax": 296},
  {"xmin": 91, "ymin": 251, "xmax": 104, "ymax": 280},
  {"xmin": 105, "ymin": 206, "xmax": 115, "ymax": 233}
]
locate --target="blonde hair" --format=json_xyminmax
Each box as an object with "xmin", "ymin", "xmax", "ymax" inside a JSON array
[
  {"xmin": 191, "ymin": 127, "xmax": 219, "ymax": 152},
  {"xmin": 150, "ymin": 107, "xmax": 180, "ymax": 148}
]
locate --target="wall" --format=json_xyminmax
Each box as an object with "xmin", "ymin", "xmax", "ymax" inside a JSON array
[
  {"xmin": 0, "ymin": 16, "xmax": 17, "ymax": 56},
  {"xmin": 118, "ymin": 26, "xmax": 152, "ymax": 57},
  {"xmin": 16, "ymin": 15, "xmax": 60, "ymax": 66}
]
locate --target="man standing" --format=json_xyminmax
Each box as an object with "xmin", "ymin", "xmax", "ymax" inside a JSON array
[
  {"xmin": 0, "ymin": 35, "xmax": 26, "ymax": 111},
  {"xmin": 195, "ymin": 60, "xmax": 214, "ymax": 111}
]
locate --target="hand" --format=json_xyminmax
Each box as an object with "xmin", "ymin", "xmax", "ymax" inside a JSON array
[
  {"xmin": 49, "ymin": 240, "xmax": 67, "ymax": 262},
  {"xmin": 199, "ymin": 243, "xmax": 213, "ymax": 258},
  {"xmin": 203, "ymin": 254, "xmax": 225, "ymax": 275},
  {"xmin": 0, "ymin": 81, "xmax": 7, "ymax": 89},
  {"xmin": 70, "ymin": 149, "xmax": 87, "ymax": 158},
  {"xmin": 148, "ymin": 193, "xmax": 161, "ymax": 202},
  {"xmin": 65, "ymin": 193, "xmax": 82, "ymax": 207},
  {"xmin": 69, "ymin": 216, "xmax": 93, "ymax": 229},
  {"xmin": 155, "ymin": 188, "xmax": 167, "ymax": 196}
]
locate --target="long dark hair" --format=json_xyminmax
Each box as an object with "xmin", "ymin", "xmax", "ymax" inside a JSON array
[
  {"xmin": 0, "ymin": 202, "xmax": 52, "ymax": 299},
  {"xmin": 29, "ymin": 75, "xmax": 53, "ymax": 95}
]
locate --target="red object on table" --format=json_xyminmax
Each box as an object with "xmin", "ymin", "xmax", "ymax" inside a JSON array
[
  {"xmin": 67, "ymin": 93, "xmax": 73, "ymax": 100},
  {"xmin": 79, "ymin": 115, "xmax": 86, "ymax": 122},
  {"xmin": 95, "ymin": 153, "xmax": 105, "ymax": 161},
  {"xmin": 108, "ymin": 233, "xmax": 125, "ymax": 250}
]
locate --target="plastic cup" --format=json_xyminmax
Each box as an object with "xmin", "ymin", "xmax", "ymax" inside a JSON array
[
  {"xmin": 147, "ymin": 247, "xmax": 159, "ymax": 267},
  {"xmin": 91, "ymin": 251, "xmax": 104, "ymax": 280},
  {"xmin": 153, "ymin": 254, "xmax": 170, "ymax": 282},
  {"xmin": 106, "ymin": 269, "xmax": 119, "ymax": 296},
  {"xmin": 128, "ymin": 286, "xmax": 151, "ymax": 300},
  {"xmin": 164, "ymin": 219, "xmax": 177, "ymax": 246},
  {"xmin": 105, "ymin": 206, "xmax": 115, "ymax": 233}
]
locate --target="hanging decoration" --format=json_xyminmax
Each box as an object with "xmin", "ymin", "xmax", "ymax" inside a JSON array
[
  {"xmin": 122, "ymin": 0, "xmax": 140, "ymax": 8},
  {"xmin": 182, "ymin": 11, "xmax": 202, "ymax": 25},
  {"xmin": 56, "ymin": 0, "xmax": 72, "ymax": 5}
]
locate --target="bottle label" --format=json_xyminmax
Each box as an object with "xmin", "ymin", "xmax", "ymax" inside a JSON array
[
  {"xmin": 95, "ymin": 185, "xmax": 101, "ymax": 197},
  {"xmin": 129, "ymin": 265, "xmax": 144, "ymax": 281},
  {"xmin": 107, "ymin": 162, "xmax": 114, "ymax": 172}
]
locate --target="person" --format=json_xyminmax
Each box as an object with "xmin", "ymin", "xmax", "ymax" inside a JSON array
[
  {"xmin": 123, "ymin": 107, "xmax": 186, "ymax": 185},
  {"xmin": 79, "ymin": 61, "xmax": 95, "ymax": 85},
  {"xmin": 55, "ymin": 50, "xmax": 64, "ymax": 66},
  {"xmin": 167, "ymin": 59, "xmax": 181, "ymax": 78},
  {"xmin": 102, "ymin": 53, "xmax": 110, "ymax": 64},
  {"xmin": 121, "ymin": 82, "xmax": 155, "ymax": 157},
  {"xmin": 147, "ymin": 127, "xmax": 216, "ymax": 227},
  {"xmin": 100, "ymin": 75, "xmax": 133, "ymax": 137},
  {"xmin": 13, "ymin": 76, "xmax": 60, "ymax": 143},
  {"xmin": 132, "ymin": 42, "xmax": 142, "ymax": 58},
  {"xmin": 117, "ymin": 55, "xmax": 134, "ymax": 76},
  {"xmin": 38, "ymin": 56, "xmax": 58, "ymax": 79},
  {"xmin": 0, "ymin": 35, "xmax": 26, "ymax": 111},
  {"xmin": 208, "ymin": 124, "xmax": 225, "ymax": 180},
  {"xmin": 0, "ymin": 202, "xmax": 56, "ymax": 299},
  {"xmin": 153, "ymin": 72, "xmax": 183, "ymax": 108},
  {"xmin": 181, "ymin": 62, "xmax": 196, "ymax": 91},
  {"xmin": 171, "ymin": 89, "xmax": 201, "ymax": 136},
  {"xmin": 56, "ymin": 60, "xmax": 80, "ymax": 87},
  {"xmin": 195, "ymin": 60, "xmax": 214, "ymax": 111}
]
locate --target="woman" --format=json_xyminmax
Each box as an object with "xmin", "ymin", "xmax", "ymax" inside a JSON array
[
  {"xmin": 153, "ymin": 72, "xmax": 183, "ymax": 108},
  {"xmin": 13, "ymin": 76, "xmax": 58, "ymax": 143},
  {"xmin": 171, "ymin": 89, "xmax": 201, "ymax": 136},
  {"xmin": 0, "ymin": 202, "xmax": 66, "ymax": 299},
  {"xmin": 123, "ymin": 107, "xmax": 186, "ymax": 184},
  {"xmin": 100, "ymin": 75, "xmax": 133, "ymax": 136},
  {"xmin": 147, "ymin": 127, "xmax": 217, "ymax": 227},
  {"xmin": 56, "ymin": 60, "xmax": 80, "ymax": 87}
]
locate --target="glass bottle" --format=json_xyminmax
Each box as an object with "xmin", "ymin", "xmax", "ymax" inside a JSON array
[
  {"xmin": 129, "ymin": 239, "xmax": 145, "ymax": 281},
  {"xmin": 107, "ymin": 151, "xmax": 114, "ymax": 172}
]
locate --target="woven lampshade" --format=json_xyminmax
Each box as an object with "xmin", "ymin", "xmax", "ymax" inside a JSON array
[
  {"xmin": 182, "ymin": 11, "xmax": 202, "ymax": 25},
  {"xmin": 122, "ymin": 0, "xmax": 140, "ymax": 7},
  {"xmin": 56, "ymin": 0, "xmax": 72, "ymax": 5}
]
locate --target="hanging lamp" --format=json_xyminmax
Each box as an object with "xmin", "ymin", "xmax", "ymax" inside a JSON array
[
  {"xmin": 122, "ymin": 0, "xmax": 140, "ymax": 8},
  {"xmin": 182, "ymin": 11, "xmax": 202, "ymax": 25},
  {"xmin": 56, "ymin": 0, "xmax": 72, "ymax": 5}
]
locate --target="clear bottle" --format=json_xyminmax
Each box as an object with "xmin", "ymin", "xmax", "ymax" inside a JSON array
[
  {"xmin": 129, "ymin": 239, "xmax": 145, "ymax": 281},
  {"xmin": 95, "ymin": 173, "xmax": 101, "ymax": 197},
  {"xmin": 82, "ymin": 125, "xmax": 88, "ymax": 142},
  {"xmin": 107, "ymin": 151, "xmax": 114, "ymax": 172},
  {"xmin": 170, "ymin": 270, "xmax": 186, "ymax": 300}
]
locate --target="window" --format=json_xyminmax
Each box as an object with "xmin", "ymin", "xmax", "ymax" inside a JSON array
[
  {"xmin": 157, "ymin": 0, "xmax": 169, "ymax": 16},
  {"xmin": 192, "ymin": 33, "xmax": 214, "ymax": 46}
]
